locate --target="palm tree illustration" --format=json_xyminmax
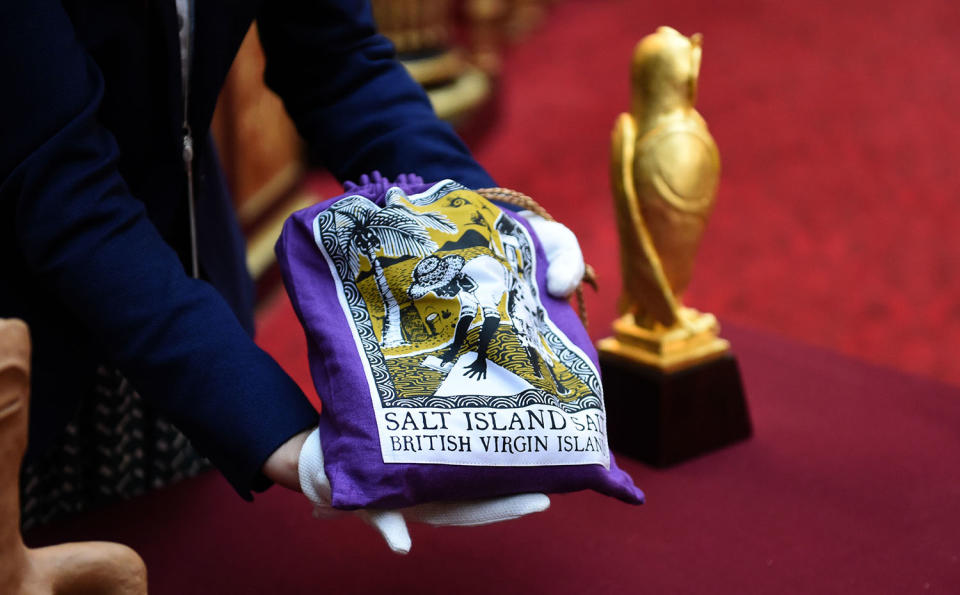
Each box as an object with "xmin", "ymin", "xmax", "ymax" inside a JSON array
[{"xmin": 327, "ymin": 194, "xmax": 456, "ymax": 348}]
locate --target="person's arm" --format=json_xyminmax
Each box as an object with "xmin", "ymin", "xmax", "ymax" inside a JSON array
[
  {"xmin": 255, "ymin": 0, "xmax": 525, "ymax": 487},
  {"xmin": 257, "ymin": 0, "xmax": 497, "ymax": 189},
  {"xmin": 0, "ymin": 1, "xmax": 317, "ymax": 499}
]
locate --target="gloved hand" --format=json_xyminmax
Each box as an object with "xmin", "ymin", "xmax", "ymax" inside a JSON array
[
  {"xmin": 516, "ymin": 210, "xmax": 586, "ymax": 299},
  {"xmin": 298, "ymin": 428, "xmax": 550, "ymax": 554}
]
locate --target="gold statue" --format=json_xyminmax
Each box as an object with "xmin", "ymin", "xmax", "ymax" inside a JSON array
[{"xmin": 598, "ymin": 26, "xmax": 729, "ymax": 371}]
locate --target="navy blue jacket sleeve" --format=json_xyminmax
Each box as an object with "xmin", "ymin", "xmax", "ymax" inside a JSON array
[
  {"xmin": 257, "ymin": 0, "xmax": 498, "ymax": 190},
  {"xmin": 0, "ymin": 1, "xmax": 317, "ymax": 499}
]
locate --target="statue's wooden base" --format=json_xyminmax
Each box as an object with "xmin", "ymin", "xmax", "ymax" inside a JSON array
[{"xmin": 600, "ymin": 350, "xmax": 752, "ymax": 467}]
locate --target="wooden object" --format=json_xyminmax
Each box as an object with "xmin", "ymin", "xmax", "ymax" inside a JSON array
[
  {"xmin": 371, "ymin": 0, "xmax": 491, "ymax": 124},
  {"xmin": 600, "ymin": 350, "xmax": 751, "ymax": 466},
  {"xmin": 0, "ymin": 319, "xmax": 148, "ymax": 594},
  {"xmin": 211, "ymin": 26, "xmax": 310, "ymax": 287},
  {"xmin": 211, "ymin": 25, "xmax": 303, "ymax": 231}
]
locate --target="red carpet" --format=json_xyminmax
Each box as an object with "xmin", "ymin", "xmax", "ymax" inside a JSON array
[
  {"xmin": 278, "ymin": 0, "xmax": 960, "ymax": 391},
  {"xmin": 27, "ymin": 325, "xmax": 960, "ymax": 593}
]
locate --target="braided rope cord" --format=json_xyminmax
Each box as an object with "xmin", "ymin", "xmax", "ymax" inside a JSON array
[{"xmin": 476, "ymin": 187, "xmax": 597, "ymax": 328}]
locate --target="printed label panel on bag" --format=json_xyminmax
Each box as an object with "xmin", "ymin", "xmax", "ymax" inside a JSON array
[{"xmin": 313, "ymin": 180, "xmax": 609, "ymax": 467}]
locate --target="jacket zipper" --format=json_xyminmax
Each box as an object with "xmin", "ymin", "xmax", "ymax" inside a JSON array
[
  {"xmin": 182, "ymin": 123, "xmax": 199, "ymax": 279},
  {"xmin": 179, "ymin": 0, "xmax": 199, "ymax": 279}
]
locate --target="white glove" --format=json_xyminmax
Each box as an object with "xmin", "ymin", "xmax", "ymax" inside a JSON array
[
  {"xmin": 517, "ymin": 210, "xmax": 586, "ymax": 298},
  {"xmin": 298, "ymin": 428, "xmax": 550, "ymax": 555}
]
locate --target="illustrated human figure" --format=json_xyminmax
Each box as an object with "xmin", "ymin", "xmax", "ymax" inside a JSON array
[
  {"xmin": 490, "ymin": 214, "xmax": 569, "ymax": 393},
  {"xmin": 506, "ymin": 277, "xmax": 569, "ymax": 394},
  {"xmin": 409, "ymin": 254, "xmax": 509, "ymax": 380}
]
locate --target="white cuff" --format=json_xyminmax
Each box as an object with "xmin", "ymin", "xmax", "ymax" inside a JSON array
[{"xmin": 297, "ymin": 428, "xmax": 332, "ymax": 507}]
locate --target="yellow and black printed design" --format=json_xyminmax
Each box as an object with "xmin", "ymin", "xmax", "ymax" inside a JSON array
[{"xmin": 313, "ymin": 180, "xmax": 602, "ymax": 413}]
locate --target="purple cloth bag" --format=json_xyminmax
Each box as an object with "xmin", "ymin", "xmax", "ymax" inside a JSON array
[{"xmin": 276, "ymin": 173, "xmax": 644, "ymax": 509}]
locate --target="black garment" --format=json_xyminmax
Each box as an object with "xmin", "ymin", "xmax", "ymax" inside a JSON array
[
  {"xmin": 1, "ymin": 0, "xmax": 494, "ymax": 498},
  {"xmin": 20, "ymin": 367, "xmax": 209, "ymax": 531}
]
